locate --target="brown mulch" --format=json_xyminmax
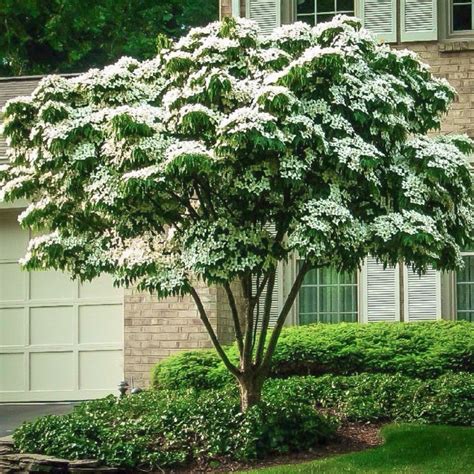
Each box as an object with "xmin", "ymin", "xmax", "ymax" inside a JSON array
[{"xmin": 160, "ymin": 421, "xmax": 384, "ymax": 474}]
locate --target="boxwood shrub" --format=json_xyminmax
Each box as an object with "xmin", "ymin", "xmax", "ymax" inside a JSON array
[
  {"xmin": 264, "ymin": 372, "xmax": 474, "ymax": 426},
  {"xmin": 13, "ymin": 389, "xmax": 336, "ymax": 470},
  {"xmin": 151, "ymin": 321, "xmax": 474, "ymax": 390}
]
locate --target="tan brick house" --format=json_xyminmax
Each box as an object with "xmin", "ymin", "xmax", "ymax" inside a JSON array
[{"xmin": 0, "ymin": 0, "xmax": 473, "ymax": 402}]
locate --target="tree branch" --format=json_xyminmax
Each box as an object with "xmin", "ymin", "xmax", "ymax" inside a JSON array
[
  {"xmin": 189, "ymin": 286, "xmax": 240, "ymax": 377},
  {"xmin": 168, "ymin": 190, "xmax": 199, "ymax": 220},
  {"xmin": 242, "ymin": 274, "xmax": 255, "ymax": 371},
  {"xmin": 257, "ymin": 260, "xmax": 310, "ymax": 376},
  {"xmin": 255, "ymin": 267, "xmax": 276, "ymax": 366},
  {"xmin": 194, "ymin": 179, "xmax": 216, "ymax": 218},
  {"xmin": 253, "ymin": 272, "xmax": 270, "ymax": 306},
  {"xmin": 223, "ymin": 282, "xmax": 244, "ymax": 355}
]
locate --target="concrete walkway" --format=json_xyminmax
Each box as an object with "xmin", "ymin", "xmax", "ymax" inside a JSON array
[{"xmin": 0, "ymin": 403, "xmax": 75, "ymax": 437}]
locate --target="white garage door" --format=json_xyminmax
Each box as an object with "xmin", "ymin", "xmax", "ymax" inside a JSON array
[{"xmin": 0, "ymin": 210, "xmax": 124, "ymax": 402}]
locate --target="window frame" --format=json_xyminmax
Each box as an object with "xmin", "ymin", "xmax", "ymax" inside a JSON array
[
  {"xmin": 441, "ymin": 0, "xmax": 474, "ymax": 40},
  {"xmin": 295, "ymin": 259, "xmax": 360, "ymax": 325},
  {"xmin": 451, "ymin": 0, "xmax": 474, "ymax": 33},
  {"xmin": 455, "ymin": 250, "xmax": 474, "ymax": 321},
  {"xmin": 451, "ymin": 154, "xmax": 474, "ymax": 321},
  {"xmin": 294, "ymin": 0, "xmax": 360, "ymax": 26}
]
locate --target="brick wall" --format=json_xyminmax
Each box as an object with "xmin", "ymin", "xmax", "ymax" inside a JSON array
[
  {"xmin": 124, "ymin": 285, "xmax": 215, "ymax": 387},
  {"xmin": 402, "ymin": 41, "xmax": 474, "ymax": 136},
  {"xmin": 220, "ymin": 0, "xmax": 246, "ymax": 19},
  {"xmin": 124, "ymin": 281, "xmax": 244, "ymax": 387}
]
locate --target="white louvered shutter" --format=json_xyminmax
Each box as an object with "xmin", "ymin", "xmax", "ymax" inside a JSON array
[
  {"xmin": 361, "ymin": 0, "xmax": 397, "ymax": 43},
  {"xmin": 404, "ymin": 267, "xmax": 441, "ymax": 321},
  {"xmin": 362, "ymin": 257, "xmax": 400, "ymax": 322},
  {"xmin": 401, "ymin": 0, "xmax": 438, "ymax": 42},
  {"xmin": 252, "ymin": 263, "xmax": 283, "ymax": 329},
  {"xmin": 247, "ymin": 0, "xmax": 281, "ymax": 36}
]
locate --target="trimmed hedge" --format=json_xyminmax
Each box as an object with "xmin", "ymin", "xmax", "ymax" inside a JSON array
[
  {"xmin": 13, "ymin": 389, "xmax": 335, "ymax": 470},
  {"xmin": 265, "ymin": 372, "xmax": 474, "ymax": 426},
  {"xmin": 151, "ymin": 321, "xmax": 474, "ymax": 390}
]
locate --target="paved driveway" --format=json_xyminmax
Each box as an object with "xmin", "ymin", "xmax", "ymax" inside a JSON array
[{"xmin": 0, "ymin": 403, "xmax": 75, "ymax": 437}]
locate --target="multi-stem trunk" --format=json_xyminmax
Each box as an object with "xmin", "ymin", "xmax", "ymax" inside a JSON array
[
  {"xmin": 189, "ymin": 261, "xmax": 311, "ymax": 413},
  {"xmin": 237, "ymin": 371, "xmax": 265, "ymax": 412}
]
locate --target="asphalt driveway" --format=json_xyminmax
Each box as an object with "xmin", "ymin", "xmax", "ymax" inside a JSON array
[{"xmin": 0, "ymin": 403, "xmax": 75, "ymax": 437}]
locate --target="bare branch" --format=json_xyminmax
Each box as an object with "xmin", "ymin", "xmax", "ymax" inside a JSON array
[
  {"xmin": 257, "ymin": 260, "xmax": 310, "ymax": 376},
  {"xmin": 255, "ymin": 267, "xmax": 276, "ymax": 366},
  {"xmin": 194, "ymin": 179, "xmax": 217, "ymax": 219},
  {"xmin": 167, "ymin": 190, "xmax": 200, "ymax": 220},
  {"xmin": 223, "ymin": 282, "xmax": 244, "ymax": 355},
  {"xmin": 242, "ymin": 304, "xmax": 254, "ymax": 370},
  {"xmin": 253, "ymin": 272, "xmax": 270, "ymax": 307},
  {"xmin": 189, "ymin": 286, "xmax": 240, "ymax": 377}
]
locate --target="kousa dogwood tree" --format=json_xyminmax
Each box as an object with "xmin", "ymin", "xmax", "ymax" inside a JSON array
[{"xmin": 1, "ymin": 16, "xmax": 473, "ymax": 410}]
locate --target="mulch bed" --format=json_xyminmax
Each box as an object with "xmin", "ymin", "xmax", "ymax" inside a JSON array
[{"xmin": 167, "ymin": 421, "xmax": 384, "ymax": 474}]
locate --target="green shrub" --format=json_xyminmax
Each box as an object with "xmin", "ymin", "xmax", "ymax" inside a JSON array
[
  {"xmin": 150, "ymin": 350, "xmax": 233, "ymax": 391},
  {"xmin": 13, "ymin": 389, "xmax": 335, "ymax": 470},
  {"xmin": 264, "ymin": 372, "xmax": 474, "ymax": 426},
  {"xmin": 151, "ymin": 321, "xmax": 474, "ymax": 390}
]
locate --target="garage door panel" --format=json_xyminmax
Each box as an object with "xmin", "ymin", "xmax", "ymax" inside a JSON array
[
  {"xmin": 0, "ymin": 263, "xmax": 25, "ymax": 301},
  {"xmin": 0, "ymin": 353, "xmax": 25, "ymax": 391},
  {"xmin": 0, "ymin": 210, "xmax": 124, "ymax": 402},
  {"xmin": 79, "ymin": 304, "xmax": 123, "ymax": 344},
  {"xmin": 30, "ymin": 269, "xmax": 77, "ymax": 300},
  {"xmin": 30, "ymin": 306, "xmax": 74, "ymax": 345},
  {"xmin": 80, "ymin": 274, "xmax": 122, "ymax": 299},
  {"xmin": 30, "ymin": 352, "xmax": 74, "ymax": 391},
  {"xmin": 0, "ymin": 214, "xmax": 28, "ymax": 260},
  {"xmin": 0, "ymin": 308, "xmax": 25, "ymax": 346},
  {"xmin": 79, "ymin": 350, "xmax": 122, "ymax": 390}
]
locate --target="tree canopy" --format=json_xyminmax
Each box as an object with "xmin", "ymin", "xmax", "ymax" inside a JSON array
[
  {"xmin": 0, "ymin": 0, "xmax": 218, "ymax": 76},
  {"xmin": 1, "ymin": 16, "xmax": 473, "ymax": 409}
]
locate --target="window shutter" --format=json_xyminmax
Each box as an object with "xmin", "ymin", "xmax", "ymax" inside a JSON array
[
  {"xmin": 252, "ymin": 263, "xmax": 283, "ymax": 329},
  {"xmin": 401, "ymin": 0, "xmax": 438, "ymax": 42},
  {"xmin": 404, "ymin": 267, "xmax": 441, "ymax": 321},
  {"xmin": 247, "ymin": 0, "xmax": 281, "ymax": 36},
  {"xmin": 232, "ymin": 0, "xmax": 241, "ymax": 17},
  {"xmin": 362, "ymin": 257, "xmax": 400, "ymax": 322},
  {"xmin": 251, "ymin": 222, "xmax": 283, "ymax": 329},
  {"xmin": 361, "ymin": 0, "xmax": 397, "ymax": 43}
]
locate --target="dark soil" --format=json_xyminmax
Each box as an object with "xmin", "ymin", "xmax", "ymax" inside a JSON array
[{"xmin": 163, "ymin": 421, "xmax": 384, "ymax": 474}]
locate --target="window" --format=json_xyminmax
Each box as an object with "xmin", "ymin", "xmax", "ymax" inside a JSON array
[
  {"xmin": 296, "ymin": 0, "xmax": 355, "ymax": 26},
  {"xmin": 457, "ymin": 249, "xmax": 474, "ymax": 321},
  {"xmin": 298, "ymin": 265, "xmax": 358, "ymax": 324},
  {"xmin": 452, "ymin": 1, "xmax": 474, "ymax": 32}
]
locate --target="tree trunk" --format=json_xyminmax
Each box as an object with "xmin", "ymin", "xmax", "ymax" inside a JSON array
[{"xmin": 238, "ymin": 373, "xmax": 264, "ymax": 412}]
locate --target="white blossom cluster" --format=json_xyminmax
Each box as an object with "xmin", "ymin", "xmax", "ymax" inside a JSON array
[{"xmin": 1, "ymin": 15, "xmax": 472, "ymax": 295}]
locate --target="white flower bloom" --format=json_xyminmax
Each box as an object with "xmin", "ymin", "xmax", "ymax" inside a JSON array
[{"xmin": 165, "ymin": 141, "xmax": 213, "ymax": 163}]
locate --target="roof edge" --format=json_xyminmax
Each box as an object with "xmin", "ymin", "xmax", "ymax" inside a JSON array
[{"xmin": 0, "ymin": 73, "xmax": 79, "ymax": 83}]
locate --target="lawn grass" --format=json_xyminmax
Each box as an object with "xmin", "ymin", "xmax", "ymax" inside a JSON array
[{"xmin": 241, "ymin": 424, "xmax": 474, "ymax": 473}]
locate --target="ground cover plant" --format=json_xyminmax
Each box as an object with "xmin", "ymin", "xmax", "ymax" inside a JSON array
[
  {"xmin": 13, "ymin": 388, "xmax": 336, "ymax": 470},
  {"xmin": 12, "ymin": 372, "xmax": 472, "ymax": 470},
  {"xmin": 151, "ymin": 321, "xmax": 474, "ymax": 390},
  {"xmin": 240, "ymin": 424, "xmax": 474, "ymax": 473},
  {"xmin": 2, "ymin": 16, "xmax": 473, "ymax": 411}
]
